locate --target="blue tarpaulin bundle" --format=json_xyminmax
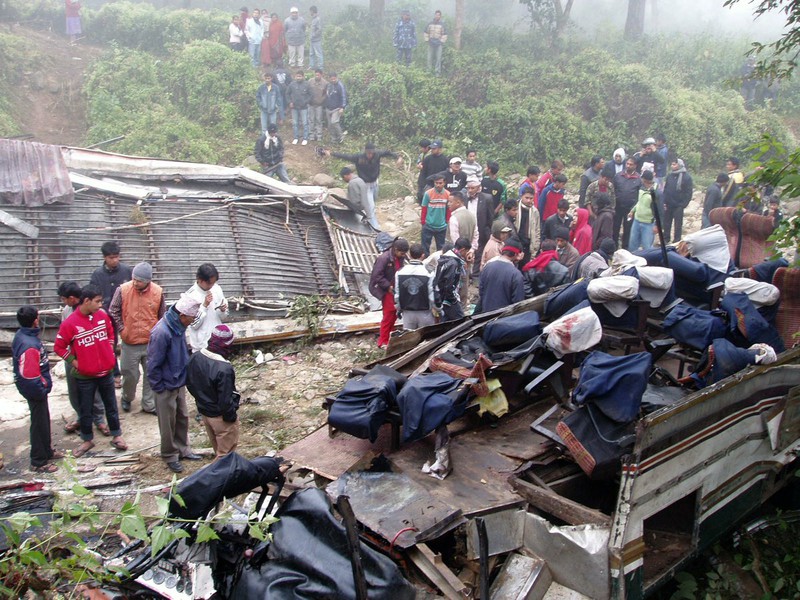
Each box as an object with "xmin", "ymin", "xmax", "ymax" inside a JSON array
[
  {"xmin": 544, "ymin": 280, "xmax": 590, "ymax": 320},
  {"xmin": 571, "ymin": 351, "xmax": 652, "ymax": 423},
  {"xmin": 396, "ymin": 372, "xmax": 467, "ymax": 444},
  {"xmin": 482, "ymin": 311, "xmax": 542, "ymax": 350},
  {"xmin": 719, "ymin": 292, "xmax": 785, "ymax": 352},
  {"xmin": 328, "ymin": 365, "xmax": 407, "ymax": 442},
  {"xmin": 663, "ymin": 304, "xmax": 727, "ymax": 350}
]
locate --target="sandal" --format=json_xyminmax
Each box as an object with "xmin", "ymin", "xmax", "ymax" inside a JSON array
[
  {"xmin": 51, "ymin": 449, "xmax": 66, "ymax": 460},
  {"xmin": 64, "ymin": 421, "xmax": 80, "ymax": 434},
  {"xmin": 31, "ymin": 463, "xmax": 58, "ymax": 473},
  {"xmin": 96, "ymin": 423, "xmax": 111, "ymax": 436},
  {"xmin": 73, "ymin": 441, "xmax": 95, "ymax": 458},
  {"xmin": 110, "ymin": 438, "xmax": 128, "ymax": 451}
]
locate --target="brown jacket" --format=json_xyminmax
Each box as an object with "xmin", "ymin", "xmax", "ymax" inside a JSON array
[{"xmin": 109, "ymin": 281, "xmax": 166, "ymax": 345}]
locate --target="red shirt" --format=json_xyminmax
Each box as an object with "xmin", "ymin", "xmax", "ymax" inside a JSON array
[{"xmin": 54, "ymin": 309, "xmax": 116, "ymax": 377}]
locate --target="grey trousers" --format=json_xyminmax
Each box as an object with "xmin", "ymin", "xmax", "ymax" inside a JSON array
[
  {"xmin": 120, "ymin": 341, "xmax": 155, "ymax": 412},
  {"xmin": 155, "ymin": 387, "xmax": 191, "ymax": 463}
]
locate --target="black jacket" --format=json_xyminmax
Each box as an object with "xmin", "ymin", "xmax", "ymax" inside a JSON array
[
  {"xmin": 468, "ymin": 192, "xmax": 495, "ymax": 246},
  {"xmin": 427, "ymin": 169, "xmax": 466, "ymax": 194},
  {"xmin": 433, "ymin": 251, "xmax": 465, "ymax": 308},
  {"xmin": 255, "ymin": 134, "xmax": 284, "ymax": 166},
  {"xmin": 663, "ymin": 171, "xmax": 694, "ymax": 209},
  {"xmin": 332, "ymin": 149, "xmax": 396, "ymax": 183},
  {"xmin": 420, "ymin": 153, "xmax": 450, "ymax": 187},
  {"xmin": 90, "ymin": 263, "xmax": 132, "ymax": 311},
  {"xmin": 186, "ymin": 350, "xmax": 238, "ymax": 421}
]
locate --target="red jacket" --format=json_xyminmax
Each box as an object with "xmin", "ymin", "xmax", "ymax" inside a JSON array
[
  {"xmin": 54, "ymin": 309, "xmax": 116, "ymax": 378},
  {"xmin": 571, "ymin": 208, "xmax": 593, "ymax": 255}
]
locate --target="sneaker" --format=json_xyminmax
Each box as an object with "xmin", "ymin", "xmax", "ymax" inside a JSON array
[
  {"xmin": 301, "ymin": 139, "xmax": 308, "ymax": 146},
  {"xmin": 121, "ymin": 401, "xmax": 131, "ymax": 412},
  {"xmin": 292, "ymin": 139, "xmax": 298, "ymax": 145},
  {"xmin": 166, "ymin": 461, "xmax": 184, "ymax": 473},
  {"xmin": 182, "ymin": 452, "xmax": 202, "ymax": 461}
]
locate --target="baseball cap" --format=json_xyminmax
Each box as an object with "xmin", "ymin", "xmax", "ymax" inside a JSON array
[
  {"xmin": 642, "ymin": 137, "xmax": 656, "ymax": 146},
  {"xmin": 430, "ymin": 140, "xmax": 442, "ymax": 149},
  {"xmin": 450, "ymin": 156, "xmax": 462, "ymax": 164}
]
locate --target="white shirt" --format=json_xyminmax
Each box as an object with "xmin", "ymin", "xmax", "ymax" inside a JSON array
[{"xmin": 185, "ymin": 282, "xmax": 227, "ymax": 352}]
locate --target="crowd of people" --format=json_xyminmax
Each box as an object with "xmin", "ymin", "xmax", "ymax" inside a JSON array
[
  {"xmin": 12, "ymin": 243, "xmax": 240, "ymax": 474},
  {"xmin": 369, "ymin": 136, "xmax": 785, "ymax": 349}
]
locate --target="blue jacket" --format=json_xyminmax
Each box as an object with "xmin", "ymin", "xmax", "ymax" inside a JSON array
[
  {"xmin": 147, "ymin": 307, "xmax": 190, "ymax": 393},
  {"xmin": 12, "ymin": 326, "xmax": 52, "ymax": 402},
  {"xmin": 256, "ymin": 83, "xmax": 283, "ymax": 114}
]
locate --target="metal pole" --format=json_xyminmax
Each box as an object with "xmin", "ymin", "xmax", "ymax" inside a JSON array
[{"xmin": 650, "ymin": 188, "xmax": 668, "ymax": 266}]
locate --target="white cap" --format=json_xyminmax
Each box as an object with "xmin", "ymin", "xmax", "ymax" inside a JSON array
[
  {"xmin": 449, "ymin": 156, "xmax": 462, "ymax": 164},
  {"xmin": 290, "ymin": 6, "xmax": 299, "ymax": 12}
]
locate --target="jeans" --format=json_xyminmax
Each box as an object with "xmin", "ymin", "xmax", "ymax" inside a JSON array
[
  {"xmin": 291, "ymin": 107, "xmax": 309, "ymax": 141},
  {"xmin": 259, "ymin": 109, "xmax": 278, "ymax": 133},
  {"xmin": 427, "ymin": 43, "xmax": 443, "ymax": 76},
  {"xmin": 663, "ymin": 204, "xmax": 684, "ymax": 242},
  {"xmin": 248, "ymin": 41, "xmax": 261, "ymax": 67},
  {"xmin": 442, "ymin": 302, "xmax": 464, "ymax": 323},
  {"xmin": 326, "ymin": 108, "xmax": 343, "ymax": 143},
  {"xmin": 263, "ymin": 162, "xmax": 291, "ymax": 183},
  {"xmin": 287, "ymin": 44, "xmax": 304, "ymax": 67},
  {"xmin": 397, "ymin": 47, "xmax": 413, "ymax": 66},
  {"xmin": 65, "ymin": 365, "xmax": 106, "ymax": 426},
  {"xmin": 27, "ymin": 398, "xmax": 53, "ymax": 467},
  {"xmin": 120, "ymin": 341, "xmax": 155, "ymax": 412},
  {"xmin": 401, "ymin": 309, "xmax": 435, "ymax": 330},
  {"xmin": 421, "ymin": 225, "xmax": 447, "ymax": 257},
  {"xmin": 309, "ymin": 40, "xmax": 323, "ymax": 70},
  {"xmin": 628, "ymin": 219, "xmax": 655, "ymax": 251},
  {"xmin": 364, "ymin": 190, "xmax": 380, "ymax": 230},
  {"xmin": 155, "ymin": 387, "xmax": 191, "ymax": 463},
  {"xmin": 308, "ymin": 105, "xmax": 324, "ymax": 140},
  {"xmin": 75, "ymin": 373, "xmax": 121, "ymax": 442}
]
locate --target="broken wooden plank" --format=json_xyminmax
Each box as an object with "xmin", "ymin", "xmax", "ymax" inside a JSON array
[
  {"xmin": 407, "ymin": 544, "xmax": 468, "ymax": 599},
  {"xmin": 510, "ymin": 477, "xmax": 611, "ymax": 527},
  {"xmin": 230, "ymin": 312, "xmax": 381, "ymax": 344},
  {"xmin": 0, "ymin": 208, "xmax": 39, "ymax": 238}
]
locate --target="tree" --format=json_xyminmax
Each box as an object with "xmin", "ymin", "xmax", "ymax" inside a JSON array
[
  {"xmin": 519, "ymin": 0, "xmax": 576, "ymax": 38},
  {"xmin": 723, "ymin": 0, "xmax": 800, "ymax": 80},
  {"xmin": 624, "ymin": 0, "xmax": 646, "ymax": 40},
  {"xmin": 370, "ymin": 0, "xmax": 385, "ymax": 22},
  {"xmin": 454, "ymin": 0, "xmax": 465, "ymax": 50}
]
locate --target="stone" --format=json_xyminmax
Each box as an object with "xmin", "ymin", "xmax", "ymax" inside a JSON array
[
  {"xmin": 303, "ymin": 390, "xmax": 316, "ymax": 401},
  {"xmin": 312, "ymin": 172, "xmax": 337, "ymax": 187}
]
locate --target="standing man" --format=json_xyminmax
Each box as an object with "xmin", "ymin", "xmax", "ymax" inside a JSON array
[
  {"xmin": 255, "ymin": 123, "xmax": 291, "ymax": 183},
  {"xmin": 309, "ymin": 6, "xmax": 323, "ymax": 71},
  {"xmin": 393, "ymin": 9, "xmax": 417, "ymax": 66},
  {"xmin": 58, "ymin": 281, "xmax": 108, "ymax": 437},
  {"xmin": 464, "ymin": 176, "xmax": 495, "ymax": 277},
  {"xmin": 433, "ymin": 238, "xmax": 472, "ymax": 322},
  {"xmin": 482, "ymin": 221, "xmax": 513, "ymax": 268},
  {"xmin": 147, "ymin": 295, "xmax": 203, "ymax": 473},
  {"xmin": 482, "ymin": 160, "xmax": 507, "ymax": 215},
  {"xmin": 256, "ymin": 72, "xmax": 283, "ymax": 132},
  {"xmin": 395, "ymin": 243, "xmax": 436, "ymax": 331},
  {"xmin": 662, "ymin": 158, "xmax": 694, "ymax": 242},
  {"xmin": 537, "ymin": 174, "xmax": 568, "ymax": 222},
  {"xmin": 13, "ymin": 305, "xmax": 63, "ymax": 473},
  {"xmin": 245, "ymin": 8, "xmax": 264, "ymax": 68},
  {"xmin": 555, "ymin": 227, "xmax": 580, "ymax": 271},
  {"xmin": 324, "ymin": 72, "xmax": 347, "ymax": 145},
  {"xmin": 535, "ymin": 160, "xmax": 565, "ymax": 196},
  {"xmin": 627, "ymin": 171, "xmax": 660, "ymax": 251},
  {"xmin": 424, "ymin": 10, "xmax": 447, "ymax": 77},
  {"xmin": 461, "ymin": 149, "xmax": 483, "ymax": 180},
  {"xmin": 448, "ymin": 191, "xmax": 478, "ymax": 251},
  {"xmin": 517, "ymin": 187, "xmax": 542, "ymax": 266},
  {"xmin": 654, "ymin": 134, "xmax": 669, "ymax": 188},
  {"xmin": 421, "ymin": 174, "xmax": 451, "ymax": 257},
  {"xmin": 586, "ymin": 165, "xmax": 615, "ymax": 221},
  {"xmin": 518, "ymin": 166, "xmax": 540, "ymax": 198},
  {"xmin": 90, "ymin": 241, "xmax": 132, "ymax": 389},
  {"xmin": 340, "ymin": 167, "xmax": 378, "ymax": 230},
  {"xmin": 703, "ymin": 174, "xmax": 729, "ymax": 229},
  {"xmin": 419, "ymin": 140, "xmax": 449, "ymax": 203},
  {"xmin": 286, "ymin": 69, "xmax": 311, "ymax": 145},
  {"xmin": 726, "ymin": 156, "xmax": 745, "ymax": 185},
  {"xmin": 109, "ymin": 262, "xmax": 165, "ymax": 414},
  {"xmin": 542, "ymin": 198, "xmax": 572, "ymax": 243},
  {"xmin": 284, "ymin": 7, "xmax": 306, "ymax": 68},
  {"xmin": 307, "ymin": 68, "xmax": 327, "ymax": 142},
  {"xmin": 369, "ymin": 238, "xmax": 409, "ymax": 349},
  {"xmin": 477, "ymin": 240, "xmax": 525, "ymax": 314},
  {"xmin": 54, "ymin": 285, "xmax": 127, "ymax": 458},
  {"xmin": 185, "ymin": 263, "xmax": 228, "ymax": 354},
  {"xmin": 186, "ymin": 325, "xmax": 240, "ymax": 459},
  {"xmin": 578, "ymin": 156, "xmax": 604, "ymax": 209},
  {"xmin": 330, "ymin": 143, "xmax": 401, "ymax": 210},
  {"xmin": 65, "ymin": 0, "xmax": 82, "ymax": 44},
  {"xmin": 613, "ymin": 157, "xmax": 642, "ymax": 248},
  {"xmin": 633, "ymin": 137, "xmax": 666, "ymax": 177}
]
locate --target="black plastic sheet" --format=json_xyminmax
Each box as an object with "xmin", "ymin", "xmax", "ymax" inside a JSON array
[{"xmin": 231, "ymin": 488, "xmax": 415, "ymax": 599}]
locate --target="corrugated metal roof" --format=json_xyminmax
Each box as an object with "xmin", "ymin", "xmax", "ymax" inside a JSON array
[{"xmin": 0, "ymin": 144, "xmax": 378, "ymax": 320}]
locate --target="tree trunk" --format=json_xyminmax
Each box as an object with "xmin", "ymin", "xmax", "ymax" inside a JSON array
[
  {"xmin": 554, "ymin": 0, "xmax": 576, "ymax": 35},
  {"xmin": 369, "ymin": 0, "xmax": 385, "ymax": 21},
  {"xmin": 624, "ymin": 0, "xmax": 646, "ymax": 40},
  {"xmin": 453, "ymin": 0, "xmax": 464, "ymax": 50}
]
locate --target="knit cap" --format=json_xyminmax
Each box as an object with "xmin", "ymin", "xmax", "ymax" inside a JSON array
[
  {"xmin": 132, "ymin": 262, "xmax": 152, "ymax": 282},
  {"xmin": 209, "ymin": 324, "xmax": 235, "ymax": 350}
]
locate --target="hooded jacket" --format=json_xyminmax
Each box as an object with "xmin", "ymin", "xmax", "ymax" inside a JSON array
[
  {"xmin": 571, "ymin": 208, "xmax": 593, "ymax": 255},
  {"xmin": 186, "ymin": 349, "xmax": 238, "ymax": 421},
  {"xmin": 12, "ymin": 326, "xmax": 52, "ymax": 402},
  {"xmin": 147, "ymin": 307, "xmax": 190, "ymax": 393}
]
